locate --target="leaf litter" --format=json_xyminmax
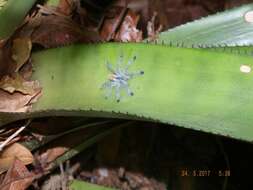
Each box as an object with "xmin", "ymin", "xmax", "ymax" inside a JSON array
[
  {"xmin": 0, "ymin": 158, "xmax": 35, "ymax": 190},
  {"xmin": 0, "ymin": 143, "xmax": 34, "ymax": 175}
]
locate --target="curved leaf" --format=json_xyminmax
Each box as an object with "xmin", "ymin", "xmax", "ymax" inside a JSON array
[
  {"xmin": 0, "ymin": 0, "xmax": 37, "ymax": 39},
  {"xmin": 158, "ymin": 3, "xmax": 253, "ymax": 47},
  {"xmin": 70, "ymin": 180, "xmax": 117, "ymax": 190},
  {"xmin": 1, "ymin": 43, "xmax": 253, "ymax": 142}
]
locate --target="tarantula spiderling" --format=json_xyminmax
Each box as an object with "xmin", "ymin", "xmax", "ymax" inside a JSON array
[{"xmin": 101, "ymin": 54, "xmax": 144, "ymax": 102}]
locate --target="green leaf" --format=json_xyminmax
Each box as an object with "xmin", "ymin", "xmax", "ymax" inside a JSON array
[
  {"xmin": 46, "ymin": 0, "xmax": 60, "ymax": 6},
  {"xmin": 70, "ymin": 180, "xmax": 118, "ymax": 190},
  {"xmin": 2, "ymin": 43, "xmax": 253, "ymax": 142},
  {"xmin": 0, "ymin": 0, "xmax": 37, "ymax": 39},
  {"xmin": 157, "ymin": 3, "xmax": 253, "ymax": 47}
]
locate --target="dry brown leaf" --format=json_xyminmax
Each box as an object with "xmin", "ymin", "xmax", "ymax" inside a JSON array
[
  {"xmin": 0, "ymin": 20, "xmax": 33, "ymax": 77},
  {"xmin": 0, "ymin": 20, "xmax": 42, "ymax": 112},
  {"xmin": 31, "ymin": 14, "xmax": 101, "ymax": 48},
  {"xmin": 100, "ymin": 7, "xmax": 128, "ymax": 41},
  {"xmin": 0, "ymin": 40, "xmax": 4, "ymax": 48},
  {"xmin": 18, "ymin": 13, "xmax": 43, "ymax": 39},
  {"xmin": 0, "ymin": 49, "xmax": 3, "ymax": 74},
  {"xmin": 0, "ymin": 73, "xmax": 40, "ymax": 95},
  {"xmin": 0, "ymin": 158, "xmax": 34, "ymax": 190},
  {"xmin": 16, "ymin": 4, "xmax": 100, "ymax": 48},
  {"xmin": 11, "ymin": 38, "xmax": 32, "ymax": 72},
  {"xmin": 38, "ymin": 147, "xmax": 69, "ymax": 168},
  {"xmin": 147, "ymin": 12, "xmax": 163, "ymax": 42},
  {"xmin": 0, "ymin": 143, "xmax": 34, "ymax": 175},
  {"xmin": 35, "ymin": 126, "xmax": 103, "ymax": 170},
  {"xmin": 0, "ymin": 42, "xmax": 14, "ymax": 77},
  {"xmin": 37, "ymin": 4, "xmax": 68, "ymax": 17},
  {"xmin": 0, "ymin": 18, "xmax": 42, "ymax": 112},
  {"xmin": 0, "ymin": 18, "xmax": 35, "ymax": 77},
  {"xmin": 0, "ymin": 89, "xmax": 41, "ymax": 112},
  {"xmin": 114, "ymin": 9, "xmax": 143, "ymax": 42},
  {"xmin": 57, "ymin": 0, "xmax": 76, "ymax": 15}
]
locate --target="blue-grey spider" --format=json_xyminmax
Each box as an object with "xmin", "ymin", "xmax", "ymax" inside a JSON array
[{"xmin": 101, "ymin": 54, "xmax": 144, "ymax": 102}]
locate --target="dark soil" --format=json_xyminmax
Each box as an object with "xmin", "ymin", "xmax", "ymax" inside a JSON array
[{"xmin": 70, "ymin": 122, "xmax": 253, "ymax": 190}]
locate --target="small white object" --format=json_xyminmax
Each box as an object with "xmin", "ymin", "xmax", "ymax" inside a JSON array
[
  {"xmin": 98, "ymin": 168, "xmax": 109, "ymax": 178},
  {"xmin": 240, "ymin": 65, "xmax": 251, "ymax": 73},
  {"xmin": 0, "ymin": 120, "xmax": 31, "ymax": 152},
  {"xmin": 244, "ymin": 11, "xmax": 253, "ymax": 23}
]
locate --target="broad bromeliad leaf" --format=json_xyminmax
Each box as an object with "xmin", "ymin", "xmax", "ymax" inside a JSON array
[
  {"xmin": 0, "ymin": 0, "xmax": 37, "ymax": 40},
  {"xmin": 70, "ymin": 180, "xmax": 118, "ymax": 190},
  {"xmin": 157, "ymin": 3, "xmax": 253, "ymax": 48},
  {"xmin": 1, "ymin": 43, "xmax": 253, "ymax": 142}
]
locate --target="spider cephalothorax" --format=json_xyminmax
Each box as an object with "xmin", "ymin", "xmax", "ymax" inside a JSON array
[{"xmin": 101, "ymin": 54, "xmax": 144, "ymax": 102}]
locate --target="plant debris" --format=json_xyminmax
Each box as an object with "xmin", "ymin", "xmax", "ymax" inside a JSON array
[
  {"xmin": 80, "ymin": 167, "xmax": 167, "ymax": 190},
  {"xmin": 0, "ymin": 158, "xmax": 34, "ymax": 190},
  {"xmin": 0, "ymin": 143, "xmax": 34, "ymax": 174}
]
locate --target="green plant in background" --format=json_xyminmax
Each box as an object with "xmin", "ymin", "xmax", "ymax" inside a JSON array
[
  {"xmin": 70, "ymin": 180, "xmax": 118, "ymax": 190},
  {"xmin": 155, "ymin": 3, "xmax": 253, "ymax": 58},
  {"xmin": 0, "ymin": 0, "xmax": 36, "ymax": 39},
  {"xmin": 158, "ymin": 3, "xmax": 253, "ymax": 47}
]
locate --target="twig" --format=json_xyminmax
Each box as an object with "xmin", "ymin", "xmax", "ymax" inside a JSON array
[{"xmin": 0, "ymin": 119, "xmax": 31, "ymax": 152}]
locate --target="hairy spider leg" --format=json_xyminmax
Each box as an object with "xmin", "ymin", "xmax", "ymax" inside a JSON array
[
  {"xmin": 125, "ymin": 55, "xmax": 137, "ymax": 71},
  {"xmin": 129, "ymin": 70, "xmax": 144, "ymax": 79},
  {"xmin": 106, "ymin": 61, "xmax": 115, "ymax": 73},
  {"xmin": 101, "ymin": 81, "xmax": 113, "ymax": 99},
  {"xmin": 114, "ymin": 81, "xmax": 121, "ymax": 102},
  {"xmin": 121, "ymin": 82, "xmax": 134, "ymax": 96},
  {"xmin": 116, "ymin": 55, "xmax": 137, "ymax": 78},
  {"xmin": 116, "ymin": 53, "xmax": 124, "ymax": 74}
]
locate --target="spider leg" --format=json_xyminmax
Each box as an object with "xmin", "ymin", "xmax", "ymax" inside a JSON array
[
  {"xmin": 116, "ymin": 53, "xmax": 124, "ymax": 73},
  {"xmin": 106, "ymin": 61, "xmax": 115, "ymax": 73},
  {"xmin": 115, "ymin": 82, "xmax": 121, "ymax": 102},
  {"xmin": 105, "ymin": 89, "xmax": 113, "ymax": 99},
  {"xmin": 122, "ymin": 83, "xmax": 134, "ymax": 96},
  {"xmin": 101, "ymin": 81, "xmax": 113, "ymax": 99},
  {"xmin": 125, "ymin": 55, "xmax": 137, "ymax": 71},
  {"xmin": 128, "ymin": 70, "xmax": 144, "ymax": 78},
  {"xmin": 128, "ymin": 88, "xmax": 134, "ymax": 96},
  {"xmin": 101, "ymin": 81, "xmax": 110, "ymax": 89},
  {"xmin": 118, "ymin": 53, "xmax": 124, "ymax": 66}
]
